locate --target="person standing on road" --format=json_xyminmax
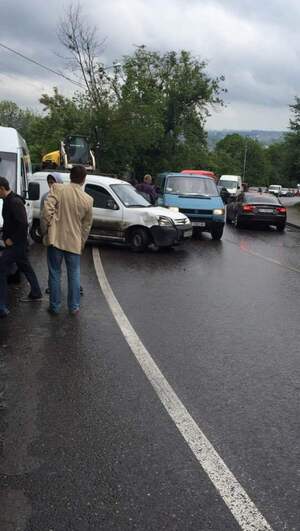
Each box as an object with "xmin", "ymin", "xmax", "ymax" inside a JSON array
[
  {"xmin": 135, "ymin": 174, "xmax": 158, "ymax": 204},
  {"xmin": 41, "ymin": 165, "xmax": 93, "ymax": 316},
  {"xmin": 40, "ymin": 172, "xmax": 64, "ymax": 211},
  {"xmin": 0, "ymin": 177, "xmax": 43, "ymax": 318},
  {"xmin": 40, "ymin": 172, "xmax": 84, "ymax": 297}
]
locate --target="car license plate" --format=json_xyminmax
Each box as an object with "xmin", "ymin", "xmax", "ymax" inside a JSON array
[
  {"xmin": 192, "ymin": 222, "xmax": 206, "ymax": 227},
  {"xmin": 259, "ymin": 208, "xmax": 273, "ymax": 213},
  {"xmin": 184, "ymin": 229, "xmax": 193, "ymax": 238}
]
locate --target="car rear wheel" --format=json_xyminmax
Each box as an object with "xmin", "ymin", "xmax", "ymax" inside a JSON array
[
  {"xmin": 276, "ymin": 223, "xmax": 285, "ymax": 232},
  {"xmin": 128, "ymin": 227, "xmax": 150, "ymax": 252},
  {"xmin": 211, "ymin": 225, "xmax": 224, "ymax": 240}
]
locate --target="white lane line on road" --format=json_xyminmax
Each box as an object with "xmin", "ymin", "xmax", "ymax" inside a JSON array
[
  {"xmin": 225, "ymin": 237, "xmax": 300, "ymax": 274},
  {"xmin": 92, "ymin": 247, "xmax": 273, "ymax": 531}
]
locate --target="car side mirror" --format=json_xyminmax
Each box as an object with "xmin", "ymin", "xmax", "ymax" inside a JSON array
[
  {"xmin": 107, "ymin": 198, "xmax": 118, "ymax": 210},
  {"xmin": 27, "ymin": 182, "xmax": 40, "ymax": 201}
]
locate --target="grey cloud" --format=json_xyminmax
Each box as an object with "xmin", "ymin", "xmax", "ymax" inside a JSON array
[{"xmin": 0, "ymin": 0, "xmax": 298, "ymax": 128}]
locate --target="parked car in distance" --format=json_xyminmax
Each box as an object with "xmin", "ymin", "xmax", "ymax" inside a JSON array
[
  {"xmin": 155, "ymin": 172, "xmax": 225, "ymax": 240},
  {"xmin": 218, "ymin": 174, "xmax": 242, "ymax": 197},
  {"xmin": 279, "ymin": 188, "xmax": 289, "ymax": 197},
  {"xmin": 30, "ymin": 172, "xmax": 193, "ymax": 251},
  {"xmin": 268, "ymin": 184, "xmax": 282, "ymax": 196},
  {"xmin": 226, "ymin": 192, "xmax": 286, "ymax": 231}
]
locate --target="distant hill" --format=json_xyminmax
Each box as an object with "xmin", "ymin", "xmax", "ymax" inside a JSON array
[{"xmin": 207, "ymin": 130, "xmax": 285, "ymax": 149}]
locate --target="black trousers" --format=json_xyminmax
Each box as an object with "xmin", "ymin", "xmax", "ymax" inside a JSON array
[{"xmin": 0, "ymin": 243, "xmax": 42, "ymax": 309}]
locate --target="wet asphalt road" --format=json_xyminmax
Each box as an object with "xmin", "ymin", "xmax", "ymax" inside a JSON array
[{"xmin": 0, "ymin": 224, "xmax": 300, "ymax": 531}]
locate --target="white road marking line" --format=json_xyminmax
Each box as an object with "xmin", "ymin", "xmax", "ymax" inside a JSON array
[
  {"xmin": 92, "ymin": 247, "xmax": 273, "ymax": 531},
  {"xmin": 225, "ymin": 237, "xmax": 300, "ymax": 274}
]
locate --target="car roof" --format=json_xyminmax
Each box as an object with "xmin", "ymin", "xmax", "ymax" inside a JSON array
[
  {"xmin": 220, "ymin": 175, "xmax": 241, "ymax": 179},
  {"xmin": 164, "ymin": 172, "xmax": 214, "ymax": 181},
  {"xmin": 31, "ymin": 171, "xmax": 128, "ymax": 186},
  {"xmin": 0, "ymin": 126, "xmax": 27, "ymax": 153},
  {"xmin": 245, "ymin": 192, "xmax": 279, "ymax": 200}
]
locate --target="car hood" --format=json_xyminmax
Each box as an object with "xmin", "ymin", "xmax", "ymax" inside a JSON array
[
  {"xmin": 130, "ymin": 205, "xmax": 189, "ymax": 221},
  {"xmin": 162, "ymin": 193, "xmax": 224, "ymax": 209}
]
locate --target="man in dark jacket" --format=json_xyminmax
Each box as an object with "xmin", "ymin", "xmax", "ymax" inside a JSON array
[
  {"xmin": 135, "ymin": 174, "xmax": 158, "ymax": 204},
  {"xmin": 0, "ymin": 177, "xmax": 42, "ymax": 317}
]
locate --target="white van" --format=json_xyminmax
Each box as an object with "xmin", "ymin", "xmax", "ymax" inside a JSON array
[
  {"xmin": 30, "ymin": 171, "xmax": 193, "ymax": 251},
  {"xmin": 268, "ymin": 185, "xmax": 282, "ymax": 197},
  {"xmin": 219, "ymin": 174, "xmax": 242, "ymax": 197},
  {"xmin": 0, "ymin": 126, "xmax": 39, "ymax": 236}
]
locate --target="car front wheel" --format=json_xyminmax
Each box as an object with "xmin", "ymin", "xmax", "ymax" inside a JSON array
[
  {"xmin": 211, "ymin": 225, "xmax": 224, "ymax": 240},
  {"xmin": 128, "ymin": 227, "xmax": 150, "ymax": 252},
  {"xmin": 30, "ymin": 220, "xmax": 43, "ymax": 243}
]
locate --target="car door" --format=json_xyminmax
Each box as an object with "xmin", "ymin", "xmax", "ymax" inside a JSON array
[{"xmin": 84, "ymin": 183, "xmax": 124, "ymax": 241}]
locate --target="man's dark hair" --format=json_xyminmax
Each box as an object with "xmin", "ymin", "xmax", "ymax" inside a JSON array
[
  {"xmin": 70, "ymin": 165, "xmax": 87, "ymax": 184},
  {"xmin": 0, "ymin": 177, "xmax": 10, "ymax": 190}
]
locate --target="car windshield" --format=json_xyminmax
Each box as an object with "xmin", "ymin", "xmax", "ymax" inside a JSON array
[
  {"xmin": 219, "ymin": 180, "xmax": 238, "ymax": 189},
  {"xmin": 0, "ymin": 151, "xmax": 17, "ymax": 191},
  {"xmin": 111, "ymin": 184, "xmax": 151, "ymax": 207},
  {"xmin": 64, "ymin": 136, "xmax": 90, "ymax": 165},
  {"xmin": 165, "ymin": 176, "xmax": 218, "ymax": 197},
  {"xmin": 269, "ymin": 186, "xmax": 280, "ymax": 190},
  {"xmin": 244, "ymin": 194, "xmax": 279, "ymax": 204}
]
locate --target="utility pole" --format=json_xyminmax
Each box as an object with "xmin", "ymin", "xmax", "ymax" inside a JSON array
[{"xmin": 242, "ymin": 138, "xmax": 248, "ymax": 181}]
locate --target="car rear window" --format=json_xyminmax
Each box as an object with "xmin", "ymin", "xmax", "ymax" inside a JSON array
[{"xmin": 244, "ymin": 194, "xmax": 279, "ymax": 204}]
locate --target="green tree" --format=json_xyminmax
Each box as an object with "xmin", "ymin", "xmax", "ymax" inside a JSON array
[
  {"xmin": 112, "ymin": 46, "xmax": 225, "ymax": 176},
  {"xmin": 58, "ymin": 4, "xmax": 226, "ymax": 175},
  {"xmin": 213, "ymin": 134, "xmax": 269, "ymax": 185},
  {"xmin": 280, "ymin": 97, "xmax": 300, "ymax": 183}
]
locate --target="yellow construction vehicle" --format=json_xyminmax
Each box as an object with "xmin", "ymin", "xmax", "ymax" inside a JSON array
[{"xmin": 42, "ymin": 135, "xmax": 96, "ymax": 171}]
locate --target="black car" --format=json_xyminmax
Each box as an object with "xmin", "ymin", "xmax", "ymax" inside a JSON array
[{"xmin": 226, "ymin": 192, "xmax": 286, "ymax": 231}]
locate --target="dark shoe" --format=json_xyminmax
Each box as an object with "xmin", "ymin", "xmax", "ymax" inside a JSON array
[
  {"xmin": 47, "ymin": 307, "xmax": 59, "ymax": 315},
  {"xmin": 0, "ymin": 308, "xmax": 9, "ymax": 318},
  {"xmin": 70, "ymin": 308, "xmax": 80, "ymax": 316},
  {"xmin": 80, "ymin": 286, "xmax": 83, "ymax": 296},
  {"xmin": 20, "ymin": 294, "xmax": 43, "ymax": 302}
]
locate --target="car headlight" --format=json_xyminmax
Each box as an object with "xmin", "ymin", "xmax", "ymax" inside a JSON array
[
  {"xmin": 168, "ymin": 207, "xmax": 179, "ymax": 213},
  {"xmin": 157, "ymin": 216, "xmax": 173, "ymax": 226},
  {"xmin": 213, "ymin": 208, "xmax": 225, "ymax": 216}
]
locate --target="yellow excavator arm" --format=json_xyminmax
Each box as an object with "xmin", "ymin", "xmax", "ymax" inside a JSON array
[
  {"xmin": 41, "ymin": 136, "xmax": 96, "ymax": 171},
  {"xmin": 42, "ymin": 150, "xmax": 61, "ymax": 167}
]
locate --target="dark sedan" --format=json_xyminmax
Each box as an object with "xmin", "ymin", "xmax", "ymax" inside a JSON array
[{"xmin": 226, "ymin": 192, "xmax": 286, "ymax": 231}]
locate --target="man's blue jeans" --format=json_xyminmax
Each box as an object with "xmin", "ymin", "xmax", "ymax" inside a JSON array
[{"xmin": 47, "ymin": 246, "xmax": 80, "ymax": 313}]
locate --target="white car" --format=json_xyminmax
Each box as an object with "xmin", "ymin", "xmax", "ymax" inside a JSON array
[
  {"xmin": 268, "ymin": 185, "xmax": 282, "ymax": 196},
  {"xmin": 30, "ymin": 172, "xmax": 193, "ymax": 251}
]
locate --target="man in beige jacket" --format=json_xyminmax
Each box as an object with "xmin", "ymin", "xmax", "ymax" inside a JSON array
[{"xmin": 41, "ymin": 165, "xmax": 93, "ymax": 315}]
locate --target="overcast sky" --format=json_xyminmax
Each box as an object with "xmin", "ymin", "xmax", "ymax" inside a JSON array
[{"xmin": 0, "ymin": 0, "xmax": 299, "ymax": 130}]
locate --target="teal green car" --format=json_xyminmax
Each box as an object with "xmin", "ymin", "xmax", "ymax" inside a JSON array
[{"xmin": 155, "ymin": 172, "xmax": 225, "ymax": 240}]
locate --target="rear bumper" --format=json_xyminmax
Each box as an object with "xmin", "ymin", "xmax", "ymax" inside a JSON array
[
  {"xmin": 150, "ymin": 224, "xmax": 193, "ymax": 246},
  {"xmin": 239, "ymin": 213, "xmax": 286, "ymax": 224}
]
